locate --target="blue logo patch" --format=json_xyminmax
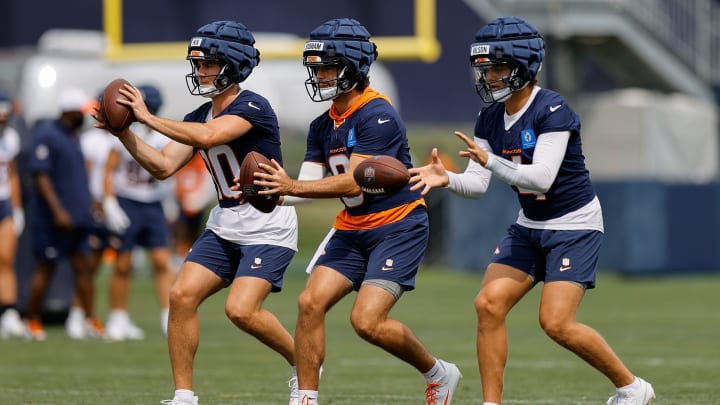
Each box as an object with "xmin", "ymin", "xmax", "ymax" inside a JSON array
[
  {"xmin": 347, "ymin": 128, "xmax": 357, "ymax": 147},
  {"xmin": 520, "ymin": 129, "xmax": 536, "ymax": 149}
]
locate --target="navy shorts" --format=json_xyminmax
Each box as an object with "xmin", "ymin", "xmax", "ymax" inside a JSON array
[
  {"xmin": 31, "ymin": 225, "xmax": 91, "ymax": 261},
  {"xmin": 491, "ymin": 223, "xmax": 602, "ymax": 289},
  {"xmin": 315, "ymin": 207, "xmax": 429, "ymax": 291},
  {"xmin": 186, "ymin": 230, "xmax": 295, "ymax": 292},
  {"xmin": 0, "ymin": 199, "xmax": 10, "ymax": 220},
  {"xmin": 117, "ymin": 197, "xmax": 170, "ymax": 251}
]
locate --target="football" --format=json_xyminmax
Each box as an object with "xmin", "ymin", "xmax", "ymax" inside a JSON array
[
  {"xmin": 238, "ymin": 151, "xmax": 279, "ymax": 213},
  {"xmin": 353, "ymin": 155, "xmax": 410, "ymax": 195},
  {"xmin": 100, "ymin": 78, "xmax": 135, "ymax": 131}
]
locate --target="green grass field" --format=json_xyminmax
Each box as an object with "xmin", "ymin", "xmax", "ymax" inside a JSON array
[
  {"xmin": 2, "ymin": 261, "xmax": 719, "ymax": 404},
  {"xmin": 3, "ymin": 125, "xmax": 720, "ymax": 404}
]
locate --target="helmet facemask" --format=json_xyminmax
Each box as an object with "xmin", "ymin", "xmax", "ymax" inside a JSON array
[
  {"xmin": 304, "ymin": 59, "xmax": 357, "ymax": 102},
  {"xmin": 472, "ymin": 59, "xmax": 527, "ymax": 104},
  {"xmin": 186, "ymin": 59, "xmax": 235, "ymax": 98}
]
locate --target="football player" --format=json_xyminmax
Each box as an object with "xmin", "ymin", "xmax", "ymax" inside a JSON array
[
  {"xmin": 408, "ymin": 16, "xmax": 656, "ymax": 405},
  {"xmin": 26, "ymin": 87, "xmax": 104, "ymax": 341},
  {"xmin": 92, "ymin": 21, "xmax": 299, "ymax": 405},
  {"xmin": 250, "ymin": 18, "xmax": 462, "ymax": 405},
  {"xmin": 0, "ymin": 90, "xmax": 28, "ymax": 339}
]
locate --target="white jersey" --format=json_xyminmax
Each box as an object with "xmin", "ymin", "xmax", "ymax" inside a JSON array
[
  {"xmin": 186, "ymin": 91, "xmax": 298, "ymax": 251},
  {"xmin": 0, "ymin": 126, "xmax": 20, "ymax": 200},
  {"xmin": 112, "ymin": 123, "xmax": 174, "ymax": 203},
  {"xmin": 81, "ymin": 127, "xmax": 118, "ymax": 202},
  {"xmin": 205, "ymin": 203, "xmax": 298, "ymax": 250}
]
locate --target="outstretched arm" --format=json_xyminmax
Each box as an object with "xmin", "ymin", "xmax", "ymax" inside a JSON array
[
  {"xmin": 409, "ymin": 131, "xmax": 492, "ymax": 199},
  {"xmin": 92, "ymin": 108, "xmax": 194, "ymax": 180}
]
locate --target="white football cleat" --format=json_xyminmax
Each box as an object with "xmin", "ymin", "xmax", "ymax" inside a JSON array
[
  {"xmin": 106, "ymin": 310, "xmax": 144, "ymax": 341},
  {"xmin": 288, "ymin": 366, "xmax": 323, "ymax": 405},
  {"xmin": 425, "ymin": 360, "xmax": 462, "ymax": 405},
  {"xmin": 287, "ymin": 375, "xmax": 299, "ymax": 405},
  {"xmin": 65, "ymin": 308, "xmax": 87, "ymax": 340},
  {"xmin": 607, "ymin": 377, "xmax": 656, "ymax": 405},
  {"xmin": 0, "ymin": 308, "xmax": 29, "ymax": 339},
  {"xmin": 160, "ymin": 396, "xmax": 198, "ymax": 405}
]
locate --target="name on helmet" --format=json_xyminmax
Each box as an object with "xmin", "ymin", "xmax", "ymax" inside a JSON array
[
  {"xmin": 304, "ymin": 41, "xmax": 325, "ymax": 51},
  {"xmin": 471, "ymin": 45, "xmax": 490, "ymax": 56}
]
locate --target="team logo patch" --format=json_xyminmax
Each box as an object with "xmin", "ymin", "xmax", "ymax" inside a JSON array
[
  {"xmin": 347, "ymin": 128, "xmax": 357, "ymax": 147},
  {"xmin": 35, "ymin": 144, "xmax": 49, "ymax": 160},
  {"xmin": 520, "ymin": 129, "xmax": 536, "ymax": 149},
  {"xmin": 189, "ymin": 37, "xmax": 203, "ymax": 47}
]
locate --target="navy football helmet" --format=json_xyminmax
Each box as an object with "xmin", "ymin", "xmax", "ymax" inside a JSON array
[
  {"xmin": 303, "ymin": 18, "xmax": 378, "ymax": 102},
  {"xmin": 186, "ymin": 20, "xmax": 260, "ymax": 97},
  {"xmin": 470, "ymin": 16, "xmax": 545, "ymax": 104},
  {"xmin": 137, "ymin": 84, "xmax": 163, "ymax": 115}
]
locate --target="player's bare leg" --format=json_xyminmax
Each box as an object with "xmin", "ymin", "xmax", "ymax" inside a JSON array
[
  {"xmin": 167, "ymin": 262, "xmax": 224, "ymax": 390},
  {"xmin": 295, "ymin": 266, "xmax": 351, "ymax": 390},
  {"xmin": 109, "ymin": 252, "xmax": 133, "ymax": 312},
  {"xmin": 538, "ymin": 281, "xmax": 635, "ymax": 387},
  {"xmin": 225, "ymin": 276, "xmax": 295, "ymax": 364},
  {"xmin": 474, "ymin": 263, "xmax": 533, "ymax": 403},
  {"xmin": 0, "ymin": 218, "xmax": 18, "ymax": 307},
  {"xmin": 150, "ymin": 247, "xmax": 174, "ymax": 333},
  {"xmin": 350, "ymin": 284, "xmax": 436, "ymax": 371}
]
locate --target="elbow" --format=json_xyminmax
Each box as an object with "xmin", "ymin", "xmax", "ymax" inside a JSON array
[{"xmin": 150, "ymin": 169, "xmax": 174, "ymax": 180}]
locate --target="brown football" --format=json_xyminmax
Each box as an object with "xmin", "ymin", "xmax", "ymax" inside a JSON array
[
  {"xmin": 238, "ymin": 151, "xmax": 279, "ymax": 213},
  {"xmin": 353, "ymin": 155, "xmax": 410, "ymax": 195},
  {"xmin": 100, "ymin": 78, "xmax": 135, "ymax": 131}
]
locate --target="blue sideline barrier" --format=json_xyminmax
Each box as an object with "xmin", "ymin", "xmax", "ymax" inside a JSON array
[{"xmin": 433, "ymin": 181, "xmax": 720, "ymax": 275}]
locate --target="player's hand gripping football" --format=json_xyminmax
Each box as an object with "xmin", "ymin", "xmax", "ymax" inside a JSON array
[
  {"xmin": 113, "ymin": 84, "xmax": 152, "ymax": 126},
  {"xmin": 91, "ymin": 84, "xmax": 150, "ymax": 134},
  {"xmin": 232, "ymin": 159, "xmax": 295, "ymax": 196}
]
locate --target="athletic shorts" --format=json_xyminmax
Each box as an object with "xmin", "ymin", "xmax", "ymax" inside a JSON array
[
  {"xmin": 0, "ymin": 199, "xmax": 10, "ymax": 220},
  {"xmin": 186, "ymin": 229, "xmax": 295, "ymax": 292},
  {"xmin": 315, "ymin": 207, "xmax": 429, "ymax": 291},
  {"xmin": 117, "ymin": 197, "xmax": 170, "ymax": 251},
  {"xmin": 491, "ymin": 223, "xmax": 602, "ymax": 289},
  {"xmin": 31, "ymin": 225, "xmax": 91, "ymax": 261}
]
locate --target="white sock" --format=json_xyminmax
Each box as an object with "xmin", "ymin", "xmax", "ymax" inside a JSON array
[
  {"xmin": 175, "ymin": 389, "xmax": 195, "ymax": 401},
  {"xmin": 618, "ymin": 377, "xmax": 640, "ymax": 391},
  {"xmin": 297, "ymin": 390, "xmax": 318, "ymax": 404},
  {"xmin": 161, "ymin": 308, "xmax": 169, "ymax": 335},
  {"xmin": 422, "ymin": 359, "xmax": 442, "ymax": 382},
  {"xmin": 68, "ymin": 307, "xmax": 85, "ymax": 320},
  {"xmin": 483, "ymin": 402, "xmax": 500, "ymax": 405},
  {"xmin": 108, "ymin": 309, "xmax": 129, "ymax": 322},
  {"xmin": 291, "ymin": 365, "xmax": 297, "ymax": 377}
]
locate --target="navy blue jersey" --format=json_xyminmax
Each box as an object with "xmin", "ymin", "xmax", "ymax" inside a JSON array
[
  {"xmin": 475, "ymin": 89, "xmax": 594, "ymax": 221},
  {"xmin": 304, "ymin": 93, "xmax": 422, "ymax": 219},
  {"xmin": 28, "ymin": 120, "xmax": 93, "ymax": 226},
  {"xmin": 184, "ymin": 90, "xmax": 282, "ymax": 208}
]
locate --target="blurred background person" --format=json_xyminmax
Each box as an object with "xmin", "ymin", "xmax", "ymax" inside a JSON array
[
  {"xmin": 102, "ymin": 84, "xmax": 175, "ymax": 340},
  {"xmin": 0, "ymin": 89, "xmax": 28, "ymax": 339},
  {"xmin": 24, "ymin": 87, "xmax": 104, "ymax": 341},
  {"xmin": 171, "ymin": 153, "xmax": 214, "ymax": 269},
  {"xmin": 72, "ymin": 90, "xmax": 123, "ymax": 339}
]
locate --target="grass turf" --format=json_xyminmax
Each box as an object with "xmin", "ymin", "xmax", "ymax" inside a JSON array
[{"xmin": 1, "ymin": 264, "xmax": 719, "ymax": 404}]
